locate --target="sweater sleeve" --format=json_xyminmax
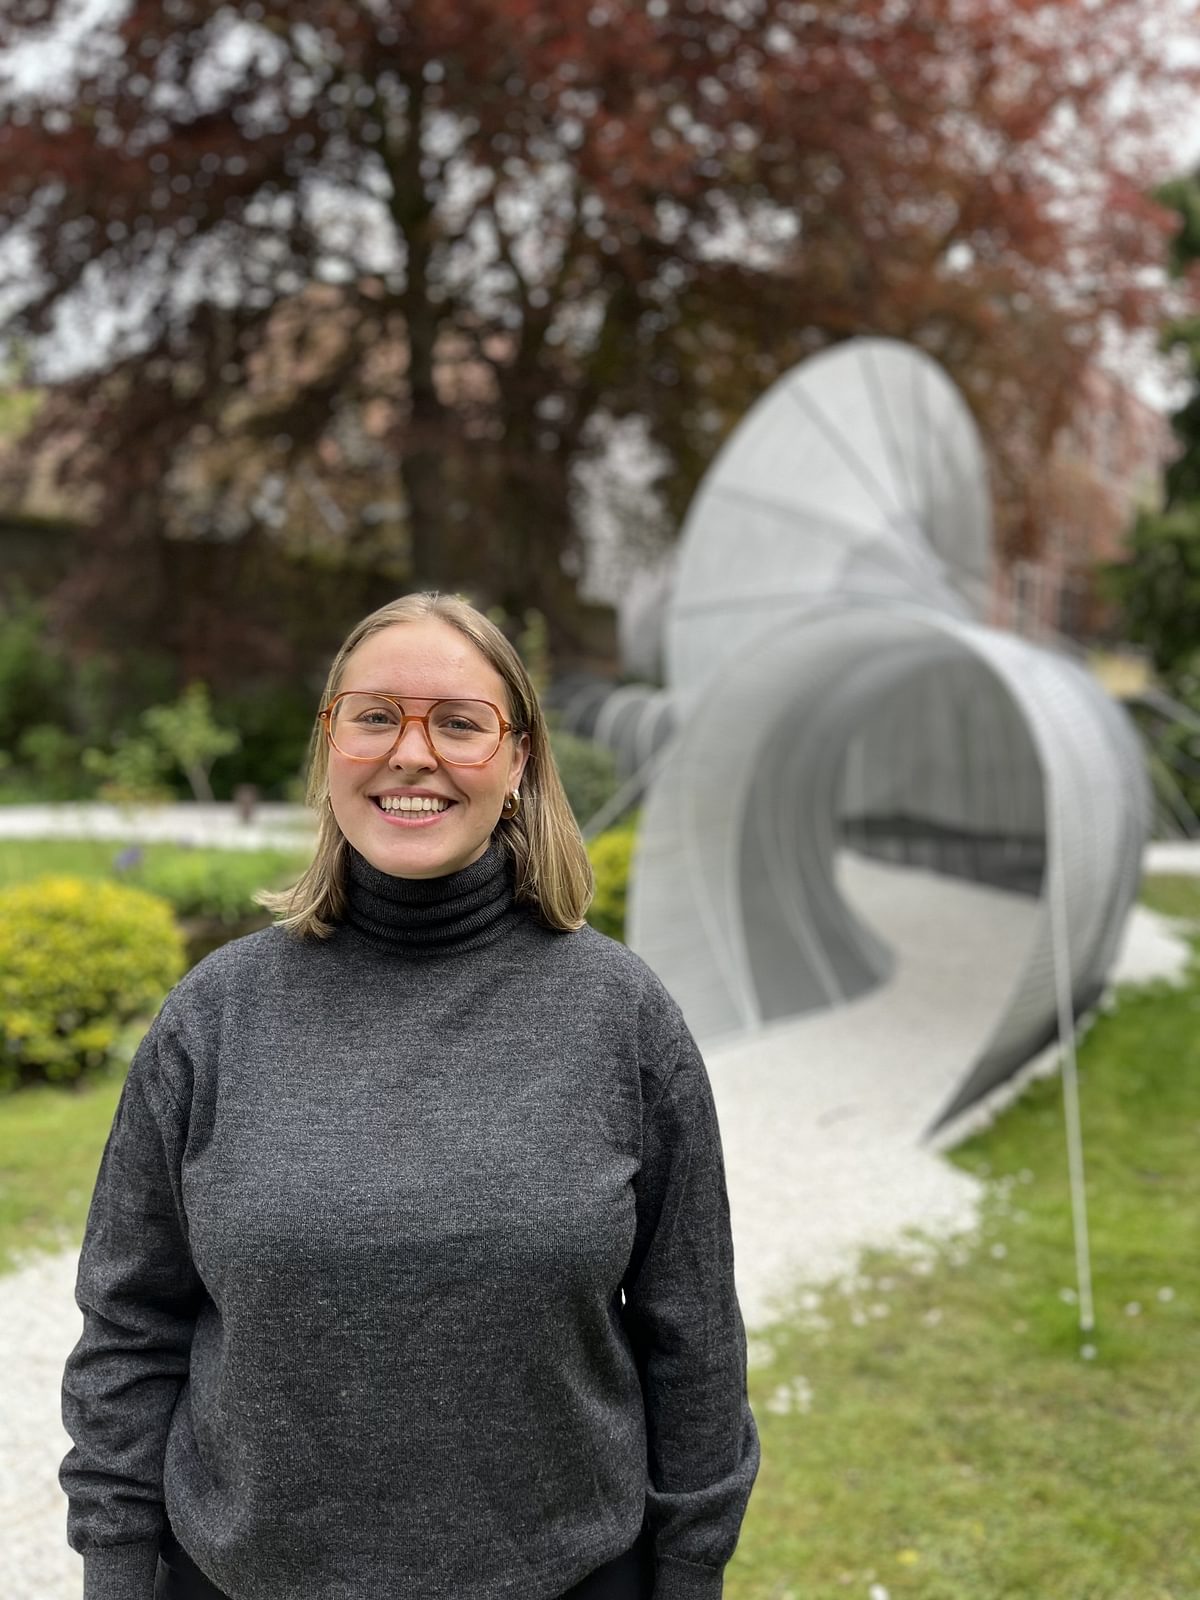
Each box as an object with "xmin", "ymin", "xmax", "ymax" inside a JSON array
[
  {"xmin": 622, "ymin": 1023, "xmax": 761, "ymax": 1600},
  {"xmin": 59, "ymin": 1010, "xmax": 205, "ymax": 1600}
]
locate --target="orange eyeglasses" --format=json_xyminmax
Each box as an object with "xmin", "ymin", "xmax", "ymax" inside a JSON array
[{"xmin": 319, "ymin": 691, "xmax": 518, "ymax": 767}]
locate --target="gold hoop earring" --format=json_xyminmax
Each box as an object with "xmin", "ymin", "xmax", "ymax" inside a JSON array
[{"xmin": 501, "ymin": 789, "xmax": 521, "ymax": 820}]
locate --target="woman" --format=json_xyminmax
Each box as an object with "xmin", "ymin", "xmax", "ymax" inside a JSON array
[{"xmin": 60, "ymin": 592, "xmax": 760, "ymax": 1600}]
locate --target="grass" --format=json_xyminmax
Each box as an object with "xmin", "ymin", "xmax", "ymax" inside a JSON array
[
  {"xmin": 1137, "ymin": 872, "xmax": 1200, "ymax": 924},
  {"xmin": 0, "ymin": 1064, "xmax": 129, "ymax": 1274},
  {"xmin": 2, "ymin": 871, "xmax": 1198, "ymax": 1596},
  {"xmin": 729, "ymin": 886, "xmax": 1200, "ymax": 1600},
  {"xmin": 0, "ymin": 837, "xmax": 156, "ymax": 884}
]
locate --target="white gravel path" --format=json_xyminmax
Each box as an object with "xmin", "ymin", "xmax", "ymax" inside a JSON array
[
  {"xmin": 2, "ymin": 840, "xmax": 1196, "ymax": 1594},
  {"xmin": 707, "ymin": 854, "xmax": 1196, "ymax": 1328}
]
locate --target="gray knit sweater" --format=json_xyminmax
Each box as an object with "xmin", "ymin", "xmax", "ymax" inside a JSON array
[{"xmin": 60, "ymin": 843, "xmax": 759, "ymax": 1600}]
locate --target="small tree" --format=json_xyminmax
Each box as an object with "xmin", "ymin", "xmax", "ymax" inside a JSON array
[{"xmin": 140, "ymin": 682, "xmax": 240, "ymax": 803}]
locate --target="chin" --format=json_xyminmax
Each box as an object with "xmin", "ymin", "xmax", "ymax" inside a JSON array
[{"xmin": 356, "ymin": 833, "xmax": 489, "ymax": 881}]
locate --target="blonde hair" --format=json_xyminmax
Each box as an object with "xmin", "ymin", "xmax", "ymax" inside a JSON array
[{"xmin": 257, "ymin": 592, "xmax": 594, "ymax": 937}]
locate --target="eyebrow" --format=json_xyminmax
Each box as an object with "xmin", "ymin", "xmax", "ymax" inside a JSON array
[{"xmin": 341, "ymin": 690, "xmax": 494, "ymax": 701}]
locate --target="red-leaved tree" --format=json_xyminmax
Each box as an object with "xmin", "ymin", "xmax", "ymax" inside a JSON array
[{"xmin": 1, "ymin": 0, "xmax": 1197, "ymax": 679}]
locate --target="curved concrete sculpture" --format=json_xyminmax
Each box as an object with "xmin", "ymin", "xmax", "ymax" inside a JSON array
[{"xmin": 627, "ymin": 338, "xmax": 1150, "ymax": 1132}]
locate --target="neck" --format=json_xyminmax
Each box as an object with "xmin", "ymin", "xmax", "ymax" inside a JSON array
[{"xmin": 342, "ymin": 841, "xmax": 518, "ymax": 956}]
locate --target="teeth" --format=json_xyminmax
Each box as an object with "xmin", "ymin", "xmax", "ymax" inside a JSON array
[{"xmin": 378, "ymin": 796, "xmax": 450, "ymax": 813}]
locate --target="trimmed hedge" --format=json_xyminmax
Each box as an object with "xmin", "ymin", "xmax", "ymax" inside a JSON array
[{"xmin": 0, "ymin": 876, "xmax": 184, "ymax": 1092}]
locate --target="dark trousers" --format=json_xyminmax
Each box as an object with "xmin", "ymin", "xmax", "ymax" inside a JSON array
[{"xmin": 155, "ymin": 1522, "xmax": 655, "ymax": 1600}]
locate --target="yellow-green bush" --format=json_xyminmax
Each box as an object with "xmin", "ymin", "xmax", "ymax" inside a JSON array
[
  {"xmin": 586, "ymin": 821, "xmax": 637, "ymax": 942},
  {"xmin": 0, "ymin": 876, "xmax": 184, "ymax": 1092}
]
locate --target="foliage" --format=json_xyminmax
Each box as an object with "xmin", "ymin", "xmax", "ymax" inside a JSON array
[
  {"xmin": 1125, "ymin": 663, "xmax": 1200, "ymax": 825},
  {"xmin": 208, "ymin": 681, "xmax": 317, "ymax": 801},
  {"xmin": 1103, "ymin": 172, "xmax": 1200, "ymax": 680},
  {"xmin": 0, "ymin": 594, "xmax": 71, "ymax": 753},
  {"xmin": 140, "ymin": 682, "xmax": 241, "ymax": 803},
  {"xmin": 0, "ymin": 721, "xmax": 90, "ymax": 802},
  {"xmin": 125, "ymin": 845, "xmax": 306, "ymax": 926},
  {"xmin": 0, "ymin": 876, "xmax": 184, "ymax": 1092},
  {"xmin": 1104, "ymin": 506, "xmax": 1200, "ymax": 682},
  {"xmin": 551, "ymin": 727, "xmax": 619, "ymax": 831},
  {"xmin": 2, "ymin": 1, "xmax": 1199, "ymax": 681},
  {"xmin": 0, "ymin": 595, "xmax": 193, "ymax": 801},
  {"xmin": 11, "ymin": 722, "xmax": 86, "ymax": 800},
  {"xmin": 0, "ymin": 837, "xmax": 311, "ymax": 925},
  {"xmin": 81, "ymin": 682, "xmax": 242, "ymax": 804},
  {"xmin": 81, "ymin": 729, "xmax": 175, "ymax": 806},
  {"xmin": 586, "ymin": 819, "xmax": 636, "ymax": 942},
  {"xmin": 486, "ymin": 606, "xmax": 552, "ymax": 700},
  {"xmin": 0, "ymin": 593, "xmax": 316, "ymax": 802},
  {"xmin": 1101, "ymin": 174, "xmax": 1200, "ymax": 822}
]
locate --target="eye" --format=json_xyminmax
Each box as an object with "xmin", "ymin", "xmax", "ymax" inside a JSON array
[{"xmin": 349, "ymin": 704, "xmax": 401, "ymax": 727}]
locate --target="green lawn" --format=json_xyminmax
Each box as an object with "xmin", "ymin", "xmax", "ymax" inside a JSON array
[
  {"xmin": 730, "ymin": 883, "xmax": 1200, "ymax": 1600},
  {"xmin": 0, "ymin": 838, "xmax": 123, "ymax": 883},
  {"xmin": 0, "ymin": 1066, "xmax": 128, "ymax": 1273},
  {"xmin": 1138, "ymin": 871, "xmax": 1200, "ymax": 924},
  {"xmin": 2, "ymin": 871, "xmax": 1198, "ymax": 1596}
]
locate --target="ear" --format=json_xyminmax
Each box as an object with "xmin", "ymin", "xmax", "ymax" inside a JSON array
[{"xmin": 508, "ymin": 731, "xmax": 530, "ymax": 792}]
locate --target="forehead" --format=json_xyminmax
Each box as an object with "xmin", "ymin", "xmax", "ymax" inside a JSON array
[{"xmin": 341, "ymin": 618, "xmax": 509, "ymax": 705}]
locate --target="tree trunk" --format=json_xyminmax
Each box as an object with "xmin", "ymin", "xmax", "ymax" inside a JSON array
[{"xmin": 389, "ymin": 74, "xmax": 454, "ymax": 592}]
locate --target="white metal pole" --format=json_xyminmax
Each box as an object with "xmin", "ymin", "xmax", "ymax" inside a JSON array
[{"xmin": 1046, "ymin": 799, "xmax": 1096, "ymax": 1343}]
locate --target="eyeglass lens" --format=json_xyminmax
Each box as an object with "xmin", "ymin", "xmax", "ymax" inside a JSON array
[{"xmin": 330, "ymin": 694, "xmax": 503, "ymax": 763}]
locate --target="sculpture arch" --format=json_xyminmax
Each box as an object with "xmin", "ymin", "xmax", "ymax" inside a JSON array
[{"xmin": 626, "ymin": 338, "xmax": 1150, "ymax": 1132}]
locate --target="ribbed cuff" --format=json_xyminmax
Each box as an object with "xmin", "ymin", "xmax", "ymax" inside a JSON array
[
  {"xmin": 653, "ymin": 1554, "xmax": 725, "ymax": 1600},
  {"xmin": 83, "ymin": 1540, "xmax": 162, "ymax": 1600}
]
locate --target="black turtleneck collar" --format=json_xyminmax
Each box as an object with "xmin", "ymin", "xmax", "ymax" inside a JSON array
[{"xmin": 341, "ymin": 840, "xmax": 519, "ymax": 957}]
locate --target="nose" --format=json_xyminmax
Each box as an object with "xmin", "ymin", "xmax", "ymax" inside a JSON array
[{"xmin": 387, "ymin": 716, "xmax": 438, "ymax": 771}]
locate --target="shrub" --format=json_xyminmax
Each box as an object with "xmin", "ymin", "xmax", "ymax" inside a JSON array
[
  {"xmin": 0, "ymin": 877, "xmax": 184, "ymax": 1092},
  {"xmin": 122, "ymin": 846, "xmax": 307, "ymax": 925},
  {"xmin": 586, "ymin": 820, "xmax": 637, "ymax": 942},
  {"xmin": 550, "ymin": 726, "xmax": 619, "ymax": 829}
]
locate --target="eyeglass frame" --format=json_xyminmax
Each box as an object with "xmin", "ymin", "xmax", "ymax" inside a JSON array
[{"xmin": 317, "ymin": 690, "xmax": 521, "ymax": 768}]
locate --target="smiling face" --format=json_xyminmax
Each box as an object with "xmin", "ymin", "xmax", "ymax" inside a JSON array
[{"xmin": 326, "ymin": 618, "xmax": 529, "ymax": 880}]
